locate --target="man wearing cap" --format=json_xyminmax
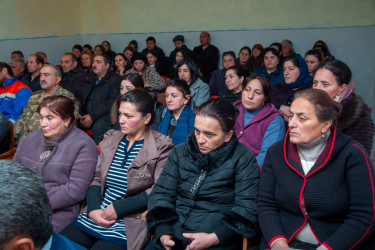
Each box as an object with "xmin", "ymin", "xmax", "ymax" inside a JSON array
[{"xmin": 168, "ymin": 35, "xmax": 192, "ymax": 67}]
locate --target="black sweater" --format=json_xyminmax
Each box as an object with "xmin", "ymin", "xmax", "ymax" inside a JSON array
[{"xmin": 258, "ymin": 128, "xmax": 375, "ymax": 249}]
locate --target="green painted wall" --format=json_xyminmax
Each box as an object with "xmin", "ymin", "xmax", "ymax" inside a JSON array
[{"xmin": 1, "ymin": 0, "xmax": 374, "ymax": 39}]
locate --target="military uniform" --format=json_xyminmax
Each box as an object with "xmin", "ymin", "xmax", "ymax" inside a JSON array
[{"xmin": 14, "ymin": 86, "xmax": 78, "ymax": 144}]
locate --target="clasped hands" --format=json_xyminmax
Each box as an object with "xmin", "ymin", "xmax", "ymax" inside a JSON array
[
  {"xmin": 160, "ymin": 232, "xmax": 219, "ymax": 250},
  {"xmin": 88, "ymin": 204, "xmax": 117, "ymax": 227}
]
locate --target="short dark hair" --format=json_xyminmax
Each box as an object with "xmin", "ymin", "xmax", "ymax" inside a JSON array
[
  {"xmin": 313, "ymin": 40, "xmax": 331, "ymax": 56},
  {"xmin": 226, "ymin": 65, "xmax": 245, "ymax": 86},
  {"xmin": 318, "ymin": 59, "xmax": 352, "ymax": 86},
  {"xmin": 63, "ymin": 52, "xmax": 77, "ymax": 63},
  {"xmin": 194, "ymin": 98, "xmax": 237, "ymax": 133},
  {"xmin": 175, "ymin": 58, "xmax": 199, "ymax": 85},
  {"xmin": 123, "ymin": 46, "xmax": 134, "ymax": 53},
  {"xmin": 122, "ymin": 73, "xmax": 144, "ymax": 89},
  {"xmin": 146, "ymin": 36, "xmax": 156, "ymax": 43},
  {"xmin": 94, "ymin": 45, "xmax": 106, "ymax": 55},
  {"xmin": 37, "ymin": 95, "xmax": 76, "ymax": 125},
  {"xmin": 0, "ymin": 160, "xmax": 52, "ymax": 248},
  {"xmin": 33, "ymin": 54, "xmax": 45, "ymax": 65},
  {"xmin": 244, "ymin": 74, "xmax": 272, "ymax": 104},
  {"xmin": 0, "ymin": 62, "xmax": 14, "ymax": 77},
  {"xmin": 239, "ymin": 46, "xmax": 251, "ymax": 56},
  {"xmin": 95, "ymin": 53, "xmax": 111, "ymax": 66},
  {"xmin": 269, "ymin": 42, "xmax": 282, "ymax": 53},
  {"xmin": 11, "ymin": 50, "xmax": 24, "ymax": 58},
  {"xmin": 129, "ymin": 40, "xmax": 138, "ymax": 51},
  {"xmin": 173, "ymin": 35, "xmax": 184, "ymax": 42},
  {"xmin": 72, "ymin": 44, "xmax": 83, "ymax": 52},
  {"xmin": 83, "ymin": 44, "xmax": 93, "ymax": 51},
  {"xmin": 294, "ymin": 88, "xmax": 341, "ymax": 128},
  {"xmin": 102, "ymin": 40, "xmax": 111, "ymax": 49},
  {"xmin": 305, "ymin": 49, "xmax": 323, "ymax": 63},
  {"xmin": 167, "ymin": 79, "xmax": 191, "ymax": 97},
  {"xmin": 112, "ymin": 89, "xmax": 155, "ymax": 126},
  {"xmin": 263, "ymin": 47, "xmax": 280, "ymax": 59},
  {"xmin": 222, "ymin": 51, "xmax": 236, "ymax": 60}
]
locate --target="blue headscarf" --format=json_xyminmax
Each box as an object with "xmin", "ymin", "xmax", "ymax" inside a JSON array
[{"xmin": 284, "ymin": 54, "xmax": 313, "ymax": 89}]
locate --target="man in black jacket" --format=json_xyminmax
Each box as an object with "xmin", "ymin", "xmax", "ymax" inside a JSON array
[
  {"xmin": 60, "ymin": 53, "xmax": 91, "ymax": 111},
  {"xmin": 80, "ymin": 54, "xmax": 121, "ymax": 144},
  {"xmin": 192, "ymin": 32, "xmax": 220, "ymax": 83}
]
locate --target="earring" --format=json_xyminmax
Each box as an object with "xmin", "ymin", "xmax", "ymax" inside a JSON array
[
  {"xmin": 65, "ymin": 124, "xmax": 68, "ymax": 128},
  {"xmin": 321, "ymin": 133, "xmax": 325, "ymax": 139}
]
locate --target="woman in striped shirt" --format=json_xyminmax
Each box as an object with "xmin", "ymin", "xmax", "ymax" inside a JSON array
[{"xmin": 61, "ymin": 89, "xmax": 173, "ymax": 250}]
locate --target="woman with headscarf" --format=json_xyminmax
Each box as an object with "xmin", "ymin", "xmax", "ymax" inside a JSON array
[{"xmin": 271, "ymin": 54, "xmax": 313, "ymax": 122}]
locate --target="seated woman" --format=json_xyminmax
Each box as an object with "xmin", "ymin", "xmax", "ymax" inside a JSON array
[
  {"xmin": 219, "ymin": 66, "xmax": 245, "ymax": 104},
  {"xmin": 152, "ymin": 79, "xmax": 195, "ymax": 146},
  {"xmin": 272, "ymin": 54, "xmax": 313, "ymax": 121},
  {"xmin": 313, "ymin": 59, "xmax": 374, "ymax": 154},
  {"xmin": 249, "ymin": 43, "xmax": 264, "ymax": 72},
  {"xmin": 146, "ymin": 99, "xmax": 259, "ymax": 250},
  {"xmin": 13, "ymin": 95, "xmax": 98, "ymax": 232},
  {"xmin": 280, "ymin": 39, "xmax": 295, "ymax": 62},
  {"xmin": 304, "ymin": 49, "xmax": 323, "ymax": 77},
  {"xmin": 81, "ymin": 51, "xmax": 93, "ymax": 73},
  {"xmin": 176, "ymin": 58, "xmax": 210, "ymax": 109},
  {"xmin": 147, "ymin": 50, "xmax": 168, "ymax": 77},
  {"xmin": 234, "ymin": 74, "xmax": 285, "ymax": 167},
  {"xmin": 60, "ymin": 89, "xmax": 174, "ymax": 249},
  {"xmin": 126, "ymin": 53, "xmax": 166, "ymax": 92},
  {"xmin": 114, "ymin": 53, "xmax": 131, "ymax": 76},
  {"xmin": 123, "ymin": 46, "xmax": 134, "ymax": 62},
  {"xmin": 313, "ymin": 40, "xmax": 334, "ymax": 61},
  {"xmin": 209, "ymin": 51, "xmax": 236, "ymax": 96},
  {"xmin": 258, "ymin": 89, "xmax": 375, "ymax": 249},
  {"xmin": 254, "ymin": 47, "xmax": 284, "ymax": 85},
  {"xmin": 168, "ymin": 47, "xmax": 188, "ymax": 79},
  {"xmin": 93, "ymin": 45, "xmax": 106, "ymax": 56},
  {"xmin": 236, "ymin": 46, "xmax": 252, "ymax": 76}
]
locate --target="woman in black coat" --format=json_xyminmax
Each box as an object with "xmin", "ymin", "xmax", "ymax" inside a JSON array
[{"xmin": 146, "ymin": 99, "xmax": 259, "ymax": 250}]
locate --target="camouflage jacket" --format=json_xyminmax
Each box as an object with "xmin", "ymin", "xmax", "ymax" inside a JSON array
[{"xmin": 14, "ymin": 86, "xmax": 77, "ymax": 144}]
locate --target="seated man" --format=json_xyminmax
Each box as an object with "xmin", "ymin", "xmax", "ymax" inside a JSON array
[
  {"xmin": 0, "ymin": 62, "xmax": 32, "ymax": 123},
  {"xmin": 80, "ymin": 54, "xmax": 121, "ymax": 144},
  {"xmin": 192, "ymin": 31, "xmax": 220, "ymax": 83},
  {"xmin": 21, "ymin": 54, "xmax": 44, "ymax": 92},
  {"xmin": 14, "ymin": 64, "xmax": 76, "ymax": 144},
  {"xmin": 141, "ymin": 36, "xmax": 166, "ymax": 63},
  {"xmin": 60, "ymin": 52, "xmax": 91, "ymax": 111},
  {"xmin": 0, "ymin": 160, "xmax": 85, "ymax": 250},
  {"xmin": 168, "ymin": 35, "xmax": 192, "ymax": 67},
  {"xmin": 9, "ymin": 58, "xmax": 27, "ymax": 81},
  {"xmin": 11, "ymin": 50, "xmax": 24, "ymax": 61}
]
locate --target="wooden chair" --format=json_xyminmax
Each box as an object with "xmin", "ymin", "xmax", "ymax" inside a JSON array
[
  {"xmin": 0, "ymin": 121, "xmax": 16, "ymax": 160},
  {"xmin": 141, "ymin": 210, "xmax": 258, "ymax": 250}
]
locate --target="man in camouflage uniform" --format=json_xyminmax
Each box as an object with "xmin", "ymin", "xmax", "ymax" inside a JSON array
[{"xmin": 14, "ymin": 64, "xmax": 78, "ymax": 144}]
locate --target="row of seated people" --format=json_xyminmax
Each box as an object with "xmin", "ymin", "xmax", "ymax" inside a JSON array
[
  {"xmin": 2, "ymin": 34, "xmax": 334, "ymax": 132},
  {"xmin": 1, "ymin": 46, "xmax": 373, "ymax": 157},
  {"xmin": 7, "ymin": 84, "xmax": 375, "ymax": 249}
]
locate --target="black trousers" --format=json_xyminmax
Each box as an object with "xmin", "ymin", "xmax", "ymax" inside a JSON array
[{"xmin": 60, "ymin": 222, "xmax": 127, "ymax": 250}]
